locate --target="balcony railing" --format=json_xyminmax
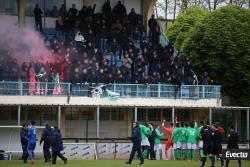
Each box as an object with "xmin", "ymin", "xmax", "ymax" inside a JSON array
[{"xmin": 0, "ymin": 81, "xmax": 221, "ymax": 99}]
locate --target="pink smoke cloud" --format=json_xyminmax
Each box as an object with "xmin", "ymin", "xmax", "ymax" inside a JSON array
[{"xmin": 0, "ymin": 16, "xmax": 54, "ymax": 64}]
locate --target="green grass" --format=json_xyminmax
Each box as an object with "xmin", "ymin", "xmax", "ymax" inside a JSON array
[{"xmin": 0, "ymin": 160, "xmax": 249, "ymax": 167}]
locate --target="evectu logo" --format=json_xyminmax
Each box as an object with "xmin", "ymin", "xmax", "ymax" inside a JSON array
[{"xmin": 222, "ymin": 149, "xmax": 250, "ymax": 160}]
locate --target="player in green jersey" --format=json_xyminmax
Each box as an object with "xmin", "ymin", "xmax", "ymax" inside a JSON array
[
  {"xmin": 154, "ymin": 125, "xmax": 164, "ymax": 160},
  {"xmin": 171, "ymin": 123, "xmax": 180, "ymax": 160},
  {"xmin": 186, "ymin": 122, "xmax": 198, "ymax": 160},
  {"xmin": 197, "ymin": 121, "xmax": 204, "ymax": 158}
]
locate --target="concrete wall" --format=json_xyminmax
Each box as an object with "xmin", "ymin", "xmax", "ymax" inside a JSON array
[
  {"xmin": 65, "ymin": 120, "xmax": 127, "ymax": 138},
  {"xmin": 0, "ymin": 96, "xmax": 222, "ymax": 107}
]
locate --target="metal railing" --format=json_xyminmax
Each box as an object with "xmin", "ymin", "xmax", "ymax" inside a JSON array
[{"xmin": 0, "ymin": 81, "xmax": 221, "ymax": 99}]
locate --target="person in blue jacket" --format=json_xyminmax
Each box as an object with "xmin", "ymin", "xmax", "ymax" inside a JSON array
[
  {"xmin": 40, "ymin": 122, "xmax": 53, "ymax": 162},
  {"xmin": 20, "ymin": 123, "xmax": 28, "ymax": 163},
  {"xmin": 126, "ymin": 122, "xmax": 144, "ymax": 165},
  {"xmin": 51, "ymin": 126, "xmax": 67, "ymax": 165},
  {"xmin": 28, "ymin": 120, "xmax": 37, "ymax": 164}
]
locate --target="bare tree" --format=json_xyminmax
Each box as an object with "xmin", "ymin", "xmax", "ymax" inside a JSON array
[{"xmin": 233, "ymin": 0, "xmax": 248, "ymax": 7}]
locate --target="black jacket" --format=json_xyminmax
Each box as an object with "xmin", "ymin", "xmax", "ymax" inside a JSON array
[
  {"xmin": 20, "ymin": 128, "xmax": 28, "ymax": 145},
  {"xmin": 132, "ymin": 126, "xmax": 141, "ymax": 143},
  {"xmin": 51, "ymin": 128, "xmax": 64, "ymax": 152},
  {"xmin": 40, "ymin": 126, "xmax": 53, "ymax": 144},
  {"xmin": 227, "ymin": 130, "xmax": 239, "ymax": 149}
]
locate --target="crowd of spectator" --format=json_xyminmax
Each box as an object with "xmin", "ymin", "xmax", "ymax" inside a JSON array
[{"xmin": 0, "ymin": 1, "xmax": 208, "ymax": 87}]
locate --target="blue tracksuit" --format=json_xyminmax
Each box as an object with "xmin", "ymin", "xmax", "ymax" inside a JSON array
[{"xmin": 28, "ymin": 126, "xmax": 37, "ymax": 160}]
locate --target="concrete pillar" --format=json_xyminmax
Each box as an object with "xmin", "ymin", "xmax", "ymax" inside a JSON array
[
  {"xmin": 235, "ymin": 110, "xmax": 238, "ymax": 132},
  {"xmin": 18, "ymin": 105, "xmax": 21, "ymax": 126},
  {"xmin": 134, "ymin": 106, "xmax": 138, "ymax": 122},
  {"xmin": 17, "ymin": 0, "xmax": 26, "ymax": 29},
  {"xmin": 83, "ymin": 0, "xmax": 93, "ymax": 7},
  {"xmin": 172, "ymin": 107, "xmax": 175, "ymax": 124},
  {"xmin": 96, "ymin": 106, "xmax": 100, "ymax": 138},
  {"xmin": 58, "ymin": 105, "xmax": 61, "ymax": 128},
  {"xmin": 127, "ymin": 108, "xmax": 132, "ymax": 137},
  {"xmin": 60, "ymin": 107, "xmax": 66, "ymax": 137},
  {"xmin": 142, "ymin": 0, "xmax": 157, "ymax": 32},
  {"xmin": 246, "ymin": 108, "xmax": 249, "ymax": 144},
  {"xmin": 209, "ymin": 108, "xmax": 212, "ymax": 125}
]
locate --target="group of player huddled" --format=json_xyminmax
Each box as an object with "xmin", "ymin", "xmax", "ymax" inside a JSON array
[{"xmin": 127, "ymin": 118, "xmax": 241, "ymax": 167}]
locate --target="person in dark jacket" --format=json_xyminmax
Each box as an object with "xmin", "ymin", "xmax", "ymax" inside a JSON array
[
  {"xmin": 126, "ymin": 122, "xmax": 144, "ymax": 165},
  {"xmin": 40, "ymin": 123, "xmax": 52, "ymax": 162},
  {"xmin": 20, "ymin": 123, "xmax": 28, "ymax": 163},
  {"xmin": 34, "ymin": 4, "xmax": 43, "ymax": 32},
  {"xmin": 200, "ymin": 123, "xmax": 215, "ymax": 167},
  {"xmin": 225, "ymin": 126, "xmax": 241, "ymax": 167},
  {"xmin": 212, "ymin": 123, "xmax": 224, "ymax": 167},
  {"xmin": 51, "ymin": 126, "xmax": 67, "ymax": 165}
]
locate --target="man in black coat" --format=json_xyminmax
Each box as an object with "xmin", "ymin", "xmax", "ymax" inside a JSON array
[
  {"xmin": 20, "ymin": 123, "xmax": 28, "ymax": 163},
  {"xmin": 126, "ymin": 122, "xmax": 144, "ymax": 165},
  {"xmin": 225, "ymin": 126, "xmax": 241, "ymax": 167},
  {"xmin": 51, "ymin": 126, "xmax": 67, "ymax": 165},
  {"xmin": 212, "ymin": 123, "xmax": 224, "ymax": 167},
  {"xmin": 34, "ymin": 4, "xmax": 43, "ymax": 32},
  {"xmin": 200, "ymin": 123, "xmax": 215, "ymax": 167},
  {"xmin": 40, "ymin": 123, "xmax": 52, "ymax": 162}
]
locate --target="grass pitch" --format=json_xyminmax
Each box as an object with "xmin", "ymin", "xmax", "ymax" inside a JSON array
[{"xmin": 0, "ymin": 160, "xmax": 249, "ymax": 167}]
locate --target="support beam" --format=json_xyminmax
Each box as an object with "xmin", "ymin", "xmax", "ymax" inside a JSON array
[
  {"xmin": 134, "ymin": 106, "xmax": 138, "ymax": 122},
  {"xmin": 235, "ymin": 111, "xmax": 238, "ymax": 132},
  {"xmin": 209, "ymin": 108, "xmax": 212, "ymax": 125},
  {"xmin": 58, "ymin": 105, "xmax": 61, "ymax": 128},
  {"xmin": 60, "ymin": 107, "xmax": 66, "ymax": 137},
  {"xmin": 127, "ymin": 108, "xmax": 132, "ymax": 137},
  {"xmin": 247, "ymin": 108, "xmax": 249, "ymax": 144},
  {"xmin": 18, "ymin": 105, "xmax": 21, "ymax": 126},
  {"xmin": 17, "ymin": 0, "xmax": 26, "ymax": 29},
  {"xmin": 96, "ymin": 106, "xmax": 100, "ymax": 138},
  {"xmin": 172, "ymin": 107, "xmax": 175, "ymax": 124}
]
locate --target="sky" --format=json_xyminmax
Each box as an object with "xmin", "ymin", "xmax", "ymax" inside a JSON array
[{"xmin": 155, "ymin": 0, "xmax": 181, "ymax": 19}]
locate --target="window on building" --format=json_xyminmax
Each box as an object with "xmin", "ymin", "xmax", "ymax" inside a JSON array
[
  {"xmin": 162, "ymin": 108, "xmax": 172, "ymax": 122},
  {"xmin": 0, "ymin": 105, "xmax": 17, "ymax": 120},
  {"xmin": 137, "ymin": 108, "xmax": 146, "ymax": 121},
  {"xmin": 100, "ymin": 107, "xmax": 110, "ymax": 120},
  {"xmin": 21, "ymin": 106, "xmax": 57, "ymax": 126},
  {"xmin": 111, "ymin": 108, "xmax": 124, "ymax": 120},
  {"xmin": 0, "ymin": 0, "xmax": 18, "ymax": 15},
  {"xmin": 80, "ymin": 107, "xmax": 95, "ymax": 120},
  {"xmin": 65, "ymin": 107, "xmax": 80, "ymax": 120},
  {"xmin": 176, "ymin": 109, "xmax": 190, "ymax": 122},
  {"xmin": 148, "ymin": 108, "xmax": 161, "ymax": 121}
]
